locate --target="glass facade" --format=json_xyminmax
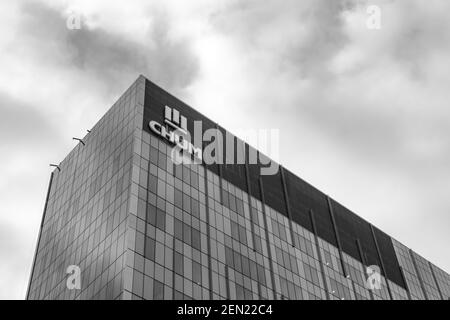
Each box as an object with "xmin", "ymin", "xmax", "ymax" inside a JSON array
[
  {"xmin": 27, "ymin": 76, "xmax": 450, "ymax": 300},
  {"xmin": 27, "ymin": 76, "xmax": 145, "ymax": 300}
]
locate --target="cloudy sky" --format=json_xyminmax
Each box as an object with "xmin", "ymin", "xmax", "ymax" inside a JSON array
[{"xmin": 1, "ymin": 0, "xmax": 449, "ymax": 299}]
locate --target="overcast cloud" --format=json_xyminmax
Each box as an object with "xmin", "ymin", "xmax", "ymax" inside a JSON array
[{"xmin": 0, "ymin": 0, "xmax": 449, "ymax": 299}]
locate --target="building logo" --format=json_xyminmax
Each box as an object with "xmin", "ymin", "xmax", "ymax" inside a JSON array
[
  {"xmin": 149, "ymin": 106, "xmax": 202, "ymax": 161},
  {"xmin": 164, "ymin": 106, "xmax": 187, "ymax": 134},
  {"xmin": 148, "ymin": 105, "xmax": 279, "ymax": 175}
]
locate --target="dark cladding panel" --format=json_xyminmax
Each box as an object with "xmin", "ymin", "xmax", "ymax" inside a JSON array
[
  {"xmin": 218, "ymin": 125, "xmax": 248, "ymax": 192},
  {"xmin": 284, "ymin": 169, "xmax": 337, "ymax": 246},
  {"xmin": 144, "ymin": 79, "xmax": 216, "ymax": 136},
  {"xmin": 247, "ymin": 145, "xmax": 262, "ymax": 201},
  {"xmin": 222, "ymin": 163, "xmax": 247, "ymax": 191},
  {"xmin": 284, "ymin": 171, "xmax": 312, "ymax": 232},
  {"xmin": 373, "ymin": 226, "xmax": 406, "ymax": 288},
  {"xmin": 330, "ymin": 199, "xmax": 404, "ymax": 289},
  {"xmin": 260, "ymin": 164, "xmax": 286, "ymax": 216},
  {"xmin": 331, "ymin": 198, "xmax": 405, "ymax": 288},
  {"xmin": 331, "ymin": 200, "xmax": 361, "ymax": 261},
  {"xmin": 354, "ymin": 217, "xmax": 381, "ymax": 274}
]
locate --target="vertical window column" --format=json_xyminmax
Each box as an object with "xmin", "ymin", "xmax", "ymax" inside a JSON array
[{"xmin": 259, "ymin": 177, "xmax": 277, "ymax": 300}]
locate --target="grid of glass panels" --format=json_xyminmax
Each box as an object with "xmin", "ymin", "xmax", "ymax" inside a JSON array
[
  {"xmin": 218, "ymin": 179, "xmax": 273, "ymax": 300},
  {"xmin": 124, "ymin": 131, "xmax": 209, "ymax": 300},
  {"xmin": 430, "ymin": 264, "xmax": 450, "ymax": 300},
  {"xmin": 27, "ymin": 76, "xmax": 145, "ymax": 300},
  {"xmin": 341, "ymin": 252, "xmax": 372, "ymax": 300},
  {"xmin": 125, "ymin": 129, "xmax": 422, "ymax": 300},
  {"xmin": 411, "ymin": 251, "xmax": 442, "ymax": 300},
  {"xmin": 392, "ymin": 239, "xmax": 426, "ymax": 300},
  {"xmin": 124, "ymin": 125, "xmax": 450, "ymax": 300}
]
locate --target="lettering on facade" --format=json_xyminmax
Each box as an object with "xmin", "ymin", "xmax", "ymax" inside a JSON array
[{"xmin": 148, "ymin": 106, "xmax": 279, "ymax": 175}]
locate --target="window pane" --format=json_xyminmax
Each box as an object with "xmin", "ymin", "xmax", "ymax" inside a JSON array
[
  {"xmin": 175, "ymin": 165, "xmax": 182, "ymax": 180},
  {"xmin": 156, "ymin": 208, "xmax": 165, "ymax": 230},
  {"xmin": 148, "ymin": 174, "xmax": 157, "ymax": 193},
  {"xmin": 231, "ymin": 221, "xmax": 239, "ymax": 240},
  {"xmin": 174, "ymin": 219, "xmax": 183, "ymax": 240},
  {"xmin": 183, "ymin": 223, "xmax": 191, "ymax": 245},
  {"xmin": 175, "ymin": 189, "xmax": 183, "ymax": 209},
  {"xmin": 146, "ymin": 204, "xmax": 157, "ymax": 226},
  {"xmin": 191, "ymin": 199, "xmax": 200, "ymax": 218},
  {"xmin": 236, "ymin": 284, "xmax": 244, "ymax": 299},
  {"xmin": 174, "ymin": 252, "xmax": 183, "ymax": 275},
  {"xmin": 238, "ymin": 225, "xmax": 247, "ymax": 245},
  {"xmin": 192, "ymin": 228, "xmax": 201, "ymax": 251},
  {"xmin": 254, "ymin": 235, "xmax": 262, "ymax": 253},
  {"xmin": 183, "ymin": 193, "xmax": 191, "ymax": 212},
  {"xmin": 154, "ymin": 280, "xmax": 164, "ymax": 300},
  {"xmin": 145, "ymin": 237, "xmax": 155, "ymax": 261},
  {"xmin": 236, "ymin": 199, "xmax": 244, "ymax": 216},
  {"xmin": 193, "ymin": 261, "xmax": 201, "ymax": 284}
]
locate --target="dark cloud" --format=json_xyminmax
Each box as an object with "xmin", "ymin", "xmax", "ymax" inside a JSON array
[
  {"xmin": 210, "ymin": 0, "xmax": 351, "ymax": 80},
  {"xmin": 19, "ymin": 1, "xmax": 199, "ymax": 94}
]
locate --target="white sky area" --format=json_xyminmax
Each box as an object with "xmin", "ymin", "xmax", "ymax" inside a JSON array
[{"xmin": 0, "ymin": 0, "xmax": 449, "ymax": 299}]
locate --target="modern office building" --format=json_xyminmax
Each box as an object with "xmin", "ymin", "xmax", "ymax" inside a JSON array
[{"xmin": 27, "ymin": 75, "xmax": 450, "ymax": 300}]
